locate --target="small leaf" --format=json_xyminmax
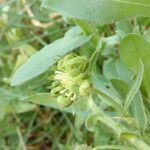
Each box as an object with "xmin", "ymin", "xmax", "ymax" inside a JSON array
[
  {"xmin": 101, "ymin": 34, "xmax": 122, "ymax": 56},
  {"xmin": 11, "ymin": 28, "xmax": 91, "ymax": 86},
  {"xmin": 111, "ymin": 79, "xmax": 129, "ymax": 99},
  {"xmin": 85, "ymin": 114, "xmax": 100, "ymax": 132},
  {"xmin": 124, "ymin": 60, "xmax": 144, "ymax": 109},
  {"xmin": 120, "ymin": 34, "xmax": 150, "ymax": 100},
  {"xmin": 120, "ymin": 34, "xmax": 150, "ymax": 73},
  {"xmin": 117, "ymin": 20, "xmax": 133, "ymax": 34},
  {"xmin": 42, "ymin": 0, "xmax": 150, "ymax": 25},
  {"xmin": 131, "ymin": 92, "xmax": 147, "ymax": 131},
  {"xmin": 103, "ymin": 58, "xmax": 131, "ymax": 82},
  {"xmin": 15, "ymin": 102, "xmax": 36, "ymax": 114},
  {"xmin": 22, "ymin": 93, "xmax": 90, "ymax": 116},
  {"xmin": 85, "ymin": 113, "xmax": 137, "ymax": 136},
  {"xmin": 90, "ymin": 46, "xmax": 124, "ymax": 113}
]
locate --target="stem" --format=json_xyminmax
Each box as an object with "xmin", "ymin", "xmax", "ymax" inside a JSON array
[
  {"xmin": 88, "ymin": 97, "xmax": 150, "ymax": 150},
  {"xmin": 92, "ymin": 145, "xmax": 133, "ymax": 150},
  {"xmin": 16, "ymin": 127, "xmax": 27, "ymax": 150},
  {"xmin": 88, "ymin": 96, "xmax": 125, "ymax": 135},
  {"xmin": 123, "ymin": 134, "xmax": 150, "ymax": 150},
  {"xmin": 130, "ymin": 137, "xmax": 150, "ymax": 150},
  {"xmin": 143, "ymin": 77, "xmax": 150, "ymax": 101},
  {"xmin": 73, "ymin": 18, "xmax": 99, "ymax": 46}
]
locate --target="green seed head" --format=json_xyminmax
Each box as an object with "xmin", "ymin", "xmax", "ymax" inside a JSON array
[
  {"xmin": 49, "ymin": 52, "xmax": 91, "ymax": 107},
  {"xmin": 79, "ymin": 80, "xmax": 91, "ymax": 97},
  {"xmin": 57, "ymin": 96, "xmax": 73, "ymax": 107}
]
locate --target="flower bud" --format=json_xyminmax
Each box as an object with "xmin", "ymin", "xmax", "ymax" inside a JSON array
[
  {"xmin": 79, "ymin": 80, "xmax": 91, "ymax": 97},
  {"xmin": 57, "ymin": 96, "xmax": 72, "ymax": 107},
  {"xmin": 49, "ymin": 52, "xmax": 90, "ymax": 107}
]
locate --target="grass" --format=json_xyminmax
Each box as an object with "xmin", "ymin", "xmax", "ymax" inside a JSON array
[
  {"xmin": 0, "ymin": 0, "xmax": 74, "ymax": 149},
  {"xmin": 0, "ymin": 0, "xmax": 97, "ymax": 149}
]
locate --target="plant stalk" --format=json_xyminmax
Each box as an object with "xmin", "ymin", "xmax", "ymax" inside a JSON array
[
  {"xmin": 73, "ymin": 18, "xmax": 99, "ymax": 46},
  {"xmin": 89, "ymin": 97, "xmax": 150, "ymax": 150},
  {"xmin": 122, "ymin": 134, "xmax": 150, "ymax": 150}
]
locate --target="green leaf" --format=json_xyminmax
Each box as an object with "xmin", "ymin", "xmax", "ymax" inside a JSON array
[
  {"xmin": 111, "ymin": 79, "xmax": 129, "ymax": 99},
  {"xmin": 0, "ymin": 91, "xmax": 35, "ymax": 120},
  {"xmin": 124, "ymin": 61, "xmax": 144, "ymax": 109},
  {"xmin": 120, "ymin": 34, "xmax": 150, "ymax": 72},
  {"xmin": 131, "ymin": 92, "xmax": 147, "ymax": 131},
  {"xmin": 120, "ymin": 34, "xmax": 150, "ymax": 100},
  {"xmin": 42, "ymin": 0, "xmax": 150, "ymax": 25},
  {"xmin": 22, "ymin": 93, "xmax": 90, "ymax": 116},
  {"xmin": 144, "ymin": 30, "xmax": 150, "ymax": 43},
  {"xmin": 15, "ymin": 102, "xmax": 36, "ymax": 114},
  {"xmin": 64, "ymin": 26, "xmax": 82, "ymax": 37},
  {"xmin": 117, "ymin": 20, "xmax": 133, "ymax": 34},
  {"xmin": 103, "ymin": 58, "xmax": 131, "ymax": 82},
  {"xmin": 11, "ymin": 28, "xmax": 91, "ymax": 86},
  {"xmin": 101, "ymin": 34, "xmax": 122, "ymax": 56},
  {"xmin": 85, "ymin": 114, "xmax": 137, "ymax": 136},
  {"xmin": 90, "ymin": 46, "xmax": 124, "ymax": 113}
]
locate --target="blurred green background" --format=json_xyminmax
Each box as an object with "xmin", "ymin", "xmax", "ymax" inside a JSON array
[{"xmin": 0, "ymin": 1, "xmax": 94, "ymax": 149}]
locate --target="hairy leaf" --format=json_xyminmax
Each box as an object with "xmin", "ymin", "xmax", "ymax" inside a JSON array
[
  {"xmin": 103, "ymin": 58, "xmax": 131, "ymax": 82},
  {"xmin": 11, "ymin": 28, "xmax": 91, "ymax": 86},
  {"xmin": 131, "ymin": 92, "xmax": 147, "ymax": 131},
  {"xmin": 22, "ymin": 93, "xmax": 90, "ymax": 116},
  {"xmin": 124, "ymin": 61, "xmax": 144, "ymax": 109},
  {"xmin": 111, "ymin": 79, "xmax": 129, "ymax": 99},
  {"xmin": 42, "ymin": 0, "xmax": 150, "ymax": 24},
  {"xmin": 85, "ymin": 114, "xmax": 138, "ymax": 136},
  {"xmin": 120, "ymin": 34, "xmax": 150, "ymax": 100},
  {"xmin": 90, "ymin": 45, "xmax": 124, "ymax": 113}
]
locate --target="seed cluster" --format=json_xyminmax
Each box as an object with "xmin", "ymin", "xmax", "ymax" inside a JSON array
[{"xmin": 50, "ymin": 53, "xmax": 91, "ymax": 107}]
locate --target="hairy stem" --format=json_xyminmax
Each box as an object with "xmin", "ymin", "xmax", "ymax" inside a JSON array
[
  {"xmin": 88, "ymin": 97, "xmax": 150, "ymax": 150},
  {"xmin": 122, "ymin": 134, "xmax": 150, "ymax": 150},
  {"xmin": 73, "ymin": 18, "xmax": 99, "ymax": 46}
]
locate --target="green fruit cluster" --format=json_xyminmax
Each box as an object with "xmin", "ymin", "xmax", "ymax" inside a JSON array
[{"xmin": 50, "ymin": 53, "xmax": 91, "ymax": 107}]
